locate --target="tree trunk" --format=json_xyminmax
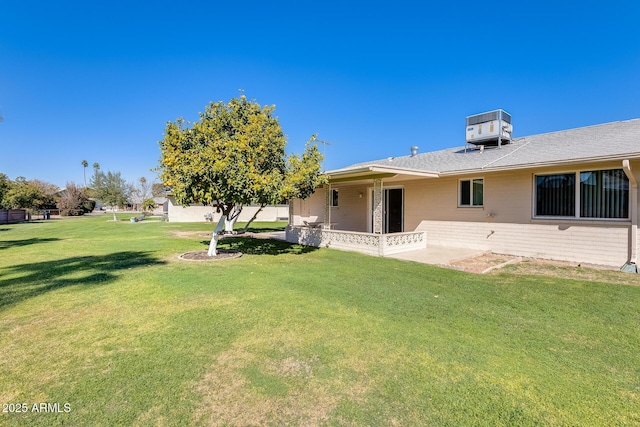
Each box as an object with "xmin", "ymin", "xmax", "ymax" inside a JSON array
[
  {"xmin": 224, "ymin": 205, "xmax": 242, "ymax": 233},
  {"xmin": 112, "ymin": 207, "xmax": 117, "ymax": 221},
  {"xmin": 208, "ymin": 215, "xmax": 226, "ymax": 256},
  {"xmin": 240, "ymin": 203, "xmax": 266, "ymax": 233},
  {"xmin": 224, "ymin": 215, "xmax": 238, "ymax": 233},
  {"xmin": 208, "ymin": 204, "xmax": 243, "ymax": 256}
]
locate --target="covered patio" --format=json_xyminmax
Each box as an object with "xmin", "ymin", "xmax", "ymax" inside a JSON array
[{"xmin": 286, "ymin": 165, "xmax": 438, "ymax": 256}]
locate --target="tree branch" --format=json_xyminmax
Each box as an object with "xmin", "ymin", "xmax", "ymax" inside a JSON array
[{"xmin": 240, "ymin": 203, "xmax": 267, "ymax": 233}]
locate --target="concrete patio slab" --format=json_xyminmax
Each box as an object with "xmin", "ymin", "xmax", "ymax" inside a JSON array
[
  {"xmin": 262, "ymin": 231, "xmax": 485, "ymax": 266},
  {"xmin": 385, "ymin": 245, "xmax": 487, "ymax": 266},
  {"xmin": 254, "ymin": 230, "xmax": 287, "ymax": 240}
]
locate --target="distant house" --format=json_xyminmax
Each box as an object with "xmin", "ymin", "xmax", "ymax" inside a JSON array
[
  {"xmin": 287, "ymin": 116, "xmax": 640, "ymax": 269},
  {"xmin": 154, "ymin": 196, "xmax": 169, "ymax": 216}
]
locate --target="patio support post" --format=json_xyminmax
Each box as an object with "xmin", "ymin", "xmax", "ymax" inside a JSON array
[
  {"xmin": 324, "ymin": 184, "xmax": 332, "ymax": 229},
  {"xmin": 373, "ymin": 178, "xmax": 383, "ymax": 234}
]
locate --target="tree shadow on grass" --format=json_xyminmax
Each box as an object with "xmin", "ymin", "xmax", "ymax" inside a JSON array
[
  {"xmin": 200, "ymin": 237, "xmax": 318, "ymax": 256},
  {"xmin": 0, "ymin": 251, "xmax": 165, "ymax": 311},
  {"xmin": 0, "ymin": 237, "xmax": 61, "ymax": 250}
]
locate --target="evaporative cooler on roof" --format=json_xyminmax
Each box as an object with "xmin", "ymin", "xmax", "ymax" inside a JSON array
[{"xmin": 465, "ymin": 109, "xmax": 512, "ymax": 146}]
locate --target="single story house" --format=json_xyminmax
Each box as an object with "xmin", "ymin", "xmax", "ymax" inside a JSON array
[{"xmin": 286, "ymin": 116, "xmax": 640, "ymax": 269}]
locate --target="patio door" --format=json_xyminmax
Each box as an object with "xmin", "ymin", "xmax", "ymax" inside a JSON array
[
  {"xmin": 385, "ymin": 188, "xmax": 404, "ymax": 233},
  {"xmin": 370, "ymin": 188, "xmax": 404, "ymax": 233}
]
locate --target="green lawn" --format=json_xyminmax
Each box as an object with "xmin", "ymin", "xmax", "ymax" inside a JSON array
[{"xmin": 0, "ymin": 214, "xmax": 639, "ymax": 426}]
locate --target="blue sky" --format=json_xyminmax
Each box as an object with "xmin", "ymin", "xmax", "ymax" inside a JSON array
[{"xmin": 1, "ymin": 0, "xmax": 639, "ymax": 188}]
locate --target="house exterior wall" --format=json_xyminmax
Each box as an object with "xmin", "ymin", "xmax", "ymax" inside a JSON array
[
  {"xmin": 328, "ymin": 184, "xmax": 370, "ymax": 231},
  {"xmin": 291, "ymin": 184, "xmax": 370, "ymax": 231},
  {"xmin": 167, "ymin": 197, "xmax": 289, "ymax": 223},
  {"xmin": 416, "ymin": 220, "xmax": 629, "ymax": 266},
  {"xmin": 290, "ymin": 191, "xmax": 325, "ymax": 226},
  {"xmin": 408, "ymin": 160, "xmax": 640, "ymax": 267},
  {"xmin": 291, "ymin": 159, "xmax": 640, "ymax": 267}
]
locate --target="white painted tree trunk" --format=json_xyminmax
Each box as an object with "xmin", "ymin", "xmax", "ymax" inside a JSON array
[
  {"xmin": 112, "ymin": 207, "xmax": 118, "ymax": 221},
  {"xmin": 224, "ymin": 215, "xmax": 237, "ymax": 233},
  {"xmin": 208, "ymin": 216, "xmax": 226, "ymax": 256},
  {"xmin": 207, "ymin": 206, "xmax": 242, "ymax": 257},
  {"xmin": 224, "ymin": 205, "xmax": 242, "ymax": 233}
]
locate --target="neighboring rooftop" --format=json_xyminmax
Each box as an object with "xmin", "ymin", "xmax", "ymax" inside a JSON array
[{"xmin": 329, "ymin": 119, "xmax": 640, "ymax": 177}]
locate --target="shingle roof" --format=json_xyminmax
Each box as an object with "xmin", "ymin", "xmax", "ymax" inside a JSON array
[{"xmin": 330, "ymin": 119, "xmax": 640, "ymax": 176}]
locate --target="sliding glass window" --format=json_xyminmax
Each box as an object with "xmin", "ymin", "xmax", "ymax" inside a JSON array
[
  {"xmin": 535, "ymin": 173, "xmax": 575, "ymax": 217},
  {"xmin": 580, "ymin": 169, "xmax": 629, "ymax": 219},
  {"xmin": 535, "ymin": 169, "xmax": 629, "ymax": 219}
]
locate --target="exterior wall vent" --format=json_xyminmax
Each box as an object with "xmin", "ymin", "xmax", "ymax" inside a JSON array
[{"xmin": 465, "ymin": 109, "xmax": 512, "ymax": 146}]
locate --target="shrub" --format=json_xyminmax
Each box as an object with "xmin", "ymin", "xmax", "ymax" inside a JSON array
[
  {"xmin": 82, "ymin": 199, "xmax": 96, "ymax": 213},
  {"xmin": 61, "ymin": 209, "xmax": 84, "ymax": 216},
  {"xmin": 142, "ymin": 198, "xmax": 156, "ymax": 212}
]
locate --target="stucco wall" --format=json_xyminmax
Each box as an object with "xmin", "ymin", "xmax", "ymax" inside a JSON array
[
  {"xmin": 328, "ymin": 184, "xmax": 369, "ymax": 232},
  {"xmin": 290, "ymin": 191, "xmax": 325, "ymax": 226},
  {"xmin": 290, "ymin": 159, "xmax": 640, "ymax": 267},
  {"xmin": 167, "ymin": 197, "xmax": 289, "ymax": 223},
  {"xmin": 290, "ymin": 185, "xmax": 370, "ymax": 231},
  {"xmin": 405, "ymin": 161, "xmax": 638, "ymax": 267}
]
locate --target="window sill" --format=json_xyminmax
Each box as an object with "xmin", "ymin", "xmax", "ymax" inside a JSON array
[{"xmin": 532, "ymin": 216, "xmax": 630, "ymax": 225}]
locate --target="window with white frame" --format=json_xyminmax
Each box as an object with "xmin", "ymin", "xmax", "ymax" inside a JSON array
[
  {"xmin": 534, "ymin": 169, "xmax": 629, "ymax": 219},
  {"xmin": 459, "ymin": 178, "xmax": 483, "ymax": 207}
]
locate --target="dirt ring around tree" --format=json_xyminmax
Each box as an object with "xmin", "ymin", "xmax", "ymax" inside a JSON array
[{"xmin": 178, "ymin": 250, "xmax": 243, "ymax": 261}]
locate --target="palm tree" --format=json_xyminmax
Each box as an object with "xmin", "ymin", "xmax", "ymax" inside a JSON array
[{"xmin": 81, "ymin": 160, "xmax": 88, "ymax": 187}]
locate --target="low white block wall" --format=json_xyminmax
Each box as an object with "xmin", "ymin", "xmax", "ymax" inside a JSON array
[
  {"xmin": 286, "ymin": 226, "xmax": 427, "ymax": 256},
  {"xmin": 416, "ymin": 220, "xmax": 629, "ymax": 267}
]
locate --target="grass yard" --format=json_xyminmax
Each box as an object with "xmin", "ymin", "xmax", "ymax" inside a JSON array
[{"xmin": 0, "ymin": 214, "xmax": 639, "ymax": 426}]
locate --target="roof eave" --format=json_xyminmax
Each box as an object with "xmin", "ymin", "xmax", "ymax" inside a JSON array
[
  {"xmin": 439, "ymin": 153, "xmax": 640, "ymax": 176},
  {"xmin": 327, "ymin": 165, "xmax": 440, "ymax": 182}
]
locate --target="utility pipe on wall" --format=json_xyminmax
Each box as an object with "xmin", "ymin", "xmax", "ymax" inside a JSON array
[{"xmin": 622, "ymin": 160, "xmax": 638, "ymax": 265}]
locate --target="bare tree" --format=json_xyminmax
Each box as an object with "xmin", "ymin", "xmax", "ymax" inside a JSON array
[
  {"xmin": 56, "ymin": 182, "xmax": 89, "ymax": 216},
  {"xmin": 136, "ymin": 177, "xmax": 152, "ymax": 201}
]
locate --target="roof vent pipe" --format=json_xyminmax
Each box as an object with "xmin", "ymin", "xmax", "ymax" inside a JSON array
[{"xmin": 410, "ymin": 146, "xmax": 419, "ymax": 157}]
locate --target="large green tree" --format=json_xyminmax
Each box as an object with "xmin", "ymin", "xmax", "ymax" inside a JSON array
[
  {"xmin": 3, "ymin": 177, "xmax": 57, "ymax": 211},
  {"xmin": 158, "ymin": 95, "xmax": 325, "ymax": 256},
  {"xmin": 90, "ymin": 167, "xmax": 133, "ymax": 220},
  {"xmin": 0, "ymin": 173, "xmax": 10, "ymax": 208}
]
